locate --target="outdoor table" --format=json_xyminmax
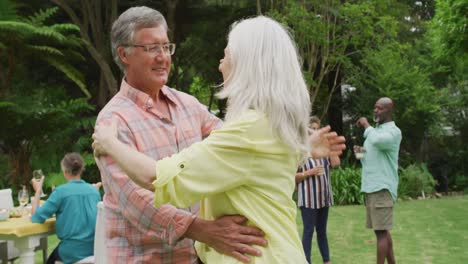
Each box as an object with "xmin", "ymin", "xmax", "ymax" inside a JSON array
[{"xmin": 0, "ymin": 217, "xmax": 55, "ymax": 264}]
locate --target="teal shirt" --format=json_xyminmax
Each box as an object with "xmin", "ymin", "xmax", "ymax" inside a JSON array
[
  {"xmin": 31, "ymin": 180, "xmax": 101, "ymax": 264},
  {"xmin": 360, "ymin": 121, "xmax": 402, "ymax": 201}
]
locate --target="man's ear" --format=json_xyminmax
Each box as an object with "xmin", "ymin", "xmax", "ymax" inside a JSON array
[{"xmin": 117, "ymin": 46, "xmax": 130, "ymax": 65}]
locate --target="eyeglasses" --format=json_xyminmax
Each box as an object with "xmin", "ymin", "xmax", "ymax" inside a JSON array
[{"xmin": 125, "ymin": 43, "xmax": 176, "ymax": 56}]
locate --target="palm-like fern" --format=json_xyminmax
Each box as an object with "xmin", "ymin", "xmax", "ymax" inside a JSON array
[{"xmin": 0, "ymin": 0, "xmax": 89, "ymax": 97}]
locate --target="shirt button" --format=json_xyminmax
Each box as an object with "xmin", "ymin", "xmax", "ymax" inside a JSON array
[{"xmin": 180, "ymin": 164, "xmax": 184, "ymax": 169}]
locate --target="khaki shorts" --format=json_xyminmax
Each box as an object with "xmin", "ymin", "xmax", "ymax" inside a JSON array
[{"xmin": 365, "ymin": 189, "xmax": 394, "ymax": 230}]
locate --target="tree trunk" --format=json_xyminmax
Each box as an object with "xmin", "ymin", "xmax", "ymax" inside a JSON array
[
  {"xmin": 165, "ymin": 0, "xmax": 180, "ymax": 90},
  {"xmin": 327, "ymin": 69, "xmax": 344, "ymax": 136},
  {"xmin": 8, "ymin": 142, "xmax": 32, "ymax": 188},
  {"xmin": 51, "ymin": 0, "xmax": 118, "ymax": 107},
  {"xmin": 0, "ymin": 51, "xmax": 17, "ymax": 98},
  {"xmin": 166, "ymin": 0, "xmax": 179, "ymax": 41},
  {"xmin": 97, "ymin": 74, "xmax": 107, "ymax": 107}
]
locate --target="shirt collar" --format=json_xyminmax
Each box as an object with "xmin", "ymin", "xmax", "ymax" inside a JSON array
[
  {"xmin": 119, "ymin": 79, "xmax": 179, "ymax": 109},
  {"xmin": 69, "ymin": 179, "xmax": 84, "ymax": 184},
  {"xmin": 377, "ymin": 121, "xmax": 395, "ymax": 128}
]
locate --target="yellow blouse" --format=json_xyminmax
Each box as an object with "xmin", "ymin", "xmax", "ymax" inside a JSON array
[{"xmin": 154, "ymin": 110, "xmax": 307, "ymax": 264}]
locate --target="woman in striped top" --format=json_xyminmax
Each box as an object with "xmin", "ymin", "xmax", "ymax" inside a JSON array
[{"xmin": 296, "ymin": 116, "xmax": 341, "ymax": 264}]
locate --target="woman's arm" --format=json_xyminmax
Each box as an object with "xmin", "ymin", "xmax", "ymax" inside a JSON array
[
  {"xmin": 330, "ymin": 155, "xmax": 341, "ymax": 168},
  {"xmin": 295, "ymin": 167, "xmax": 322, "ymax": 183},
  {"xmin": 295, "ymin": 171, "xmax": 306, "ymax": 183},
  {"xmin": 31, "ymin": 176, "xmax": 44, "ymax": 215},
  {"xmin": 93, "ymin": 118, "xmax": 157, "ymax": 190}
]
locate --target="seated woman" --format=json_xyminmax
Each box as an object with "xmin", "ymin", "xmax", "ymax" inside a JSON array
[
  {"xmin": 93, "ymin": 16, "xmax": 345, "ymax": 264},
  {"xmin": 31, "ymin": 153, "xmax": 102, "ymax": 264}
]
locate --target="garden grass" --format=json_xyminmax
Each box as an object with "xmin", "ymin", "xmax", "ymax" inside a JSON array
[
  {"xmin": 300, "ymin": 195, "xmax": 468, "ymax": 264},
  {"xmin": 33, "ymin": 196, "xmax": 467, "ymax": 263}
]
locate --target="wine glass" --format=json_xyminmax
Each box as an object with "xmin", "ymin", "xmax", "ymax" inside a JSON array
[
  {"xmin": 18, "ymin": 186, "xmax": 29, "ymax": 215},
  {"xmin": 354, "ymin": 146, "xmax": 366, "ymax": 160},
  {"xmin": 33, "ymin": 169, "xmax": 47, "ymax": 197}
]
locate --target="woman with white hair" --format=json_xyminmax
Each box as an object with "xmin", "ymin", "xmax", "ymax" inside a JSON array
[{"xmin": 93, "ymin": 16, "xmax": 345, "ymax": 264}]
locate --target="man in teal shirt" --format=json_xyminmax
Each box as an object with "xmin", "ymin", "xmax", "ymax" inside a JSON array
[{"xmin": 356, "ymin": 97, "xmax": 402, "ymax": 264}]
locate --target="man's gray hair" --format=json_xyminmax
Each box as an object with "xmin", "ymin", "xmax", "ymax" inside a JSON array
[{"xmin": 111, "ymin": 6, "xmax": 168, "ymax": 73}]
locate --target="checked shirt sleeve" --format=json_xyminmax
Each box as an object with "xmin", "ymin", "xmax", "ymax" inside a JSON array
[{"xmin": 96, "ymin": 116, "xmax": 195, "ymax": 246}]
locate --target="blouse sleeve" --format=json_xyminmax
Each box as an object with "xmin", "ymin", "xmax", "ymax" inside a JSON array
[{"xmin": 153, "ymin": 115, "xmax": 259, "ymax": 208}]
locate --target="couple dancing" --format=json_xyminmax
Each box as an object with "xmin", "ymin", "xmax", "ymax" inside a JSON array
[{"xmin": 93, "ymin": 6, "xmax": 345, "ymax": 264}]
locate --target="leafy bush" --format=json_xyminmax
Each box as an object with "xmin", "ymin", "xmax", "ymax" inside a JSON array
[
  {"xmin": 398, "ymin": 163, "xmax": 436, "ymax": 198},
  {"xmin": 331, "ymin": 167, "xmax": 364, "ymax": 205},
  {"xmin": 449, "ymin": 173, "xmax": 468, "ymax": 193}
]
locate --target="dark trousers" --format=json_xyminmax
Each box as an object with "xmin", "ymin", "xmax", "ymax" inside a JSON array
[
  {"xmin": 300, "ymin": 206, "xmax": 330, "ymax": 263},
  {"xmin": 46, "ymin": 246, "xmax": 62, "ymax": 264}
]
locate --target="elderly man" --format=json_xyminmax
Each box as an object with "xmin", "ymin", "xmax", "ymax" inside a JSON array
[
  {"xmin": 95, "ymin": 6, "xmax": 266, "ymax": 263},
  {"xmin": 356, "ymin": 97, "xmax": 402, "ymax": 264}
]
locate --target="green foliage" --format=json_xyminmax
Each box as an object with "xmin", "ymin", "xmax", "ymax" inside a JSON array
[
  {"xmin": 44, "ymin": 171, "xmax": 67, "ymax": 191},
  {"xmin": 25, "ymin": 6, "xmax": 59, "ymax": 25},
  {"xmin": 0, "ymin": 154, "xmax": 10, "ymax": 189},
  {"xmin": 45, "ymin": 56, "xmax": 89, "ymax": 98},
  {"xmin": 449, "ymin": 174, "xmax": 468, "ymax": 193},
  {"xmin": 0, "ymin": 0, "xmax": 17, "ymax": 20},
  {"xmin": 398, "ymin": 163, "xmax": 436, "ymax": 198},
  {"xmin": 346, "ymin": 41, "xmax": 445, "ymax": 162},
  {"xmin": 0, "ymin": 82, "xmax": 95, "ymax": 186},
  {"xmin": 331, "ymin": 166, "xmax": 364, "ymax": 205},
  {"xmin": 266, "ymin": 0, "xmax": 406, "ymax": 115},
  {"xmin": 0, "ymin": 4, "xmax": 88, "ymax": 97},
  {"xmin": 429, "ymin": 0, "xmax": 468, "ymax": 60},
  {"xmin": 189, "ymin": 76, "xmax": 217, "ymax": 111},
  {"xmin": 424, "ymin": 0, "xmax": 468, "ymax": 183}
]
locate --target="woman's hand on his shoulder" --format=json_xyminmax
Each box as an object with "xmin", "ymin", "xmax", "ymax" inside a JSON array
[{"xmin": 92, "ymin": 116, "xmax": 119, "ymax": 157}]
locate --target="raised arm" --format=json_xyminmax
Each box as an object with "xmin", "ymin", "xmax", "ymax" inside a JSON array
[
  {"xmin": 30, "ymin": 176, "xmax": 45, "ymax": 215},
  {"xmin": 295, "ymin": 166, "xmax": 322, "ymax": 183},
  {"xmin": 309, "ymin": 126, "xmax": 346, "ymax": 159},
  {"xmin": 330, "ymin": 155, "xmax": 341, "ymax": 168}
]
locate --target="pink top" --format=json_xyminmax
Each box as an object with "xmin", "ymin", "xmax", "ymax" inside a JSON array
[{"xmin": 95, "ymin": 79, "xmax": 221, "ymax": 263}]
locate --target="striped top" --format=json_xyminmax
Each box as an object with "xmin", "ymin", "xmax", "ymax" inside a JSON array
[{"xmin": 297, "ymin": 157, "xmax": 334, "ymax": 209}]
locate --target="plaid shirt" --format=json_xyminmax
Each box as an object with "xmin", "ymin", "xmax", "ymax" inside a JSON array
[{"xmin": 95, "ymin": 79, "xmax": 221, "ymax": 263}]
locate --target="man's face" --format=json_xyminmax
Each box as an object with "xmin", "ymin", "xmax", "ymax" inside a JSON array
[
  {"xmin": 218, "ymin": 47, "xmax": 232, "ymax": 82},
  {"xmin": 120, "ymin": 26, "xmax": 171, "ymax": 93},
  {"xmin": 373, "ymin": 100, "xmax": 390, "ymax": 124}
]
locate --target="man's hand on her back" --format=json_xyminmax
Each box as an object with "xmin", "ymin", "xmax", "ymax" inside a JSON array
[{"xmin": 185, "ymin": 215, "xmax": 267, "ymax": 263}]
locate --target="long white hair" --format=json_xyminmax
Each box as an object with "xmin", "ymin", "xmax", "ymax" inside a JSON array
[{"xmin": 217, "ymin": 16, "xmax": 310, "ymax": 158}]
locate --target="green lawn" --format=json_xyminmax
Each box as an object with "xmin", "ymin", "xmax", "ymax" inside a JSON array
[
  {"xmin": 33, "ymin": 196, "xmax": 468, "ymax": 263},
  {"xmin": 299, "ymin": 195, "xmax": 468, "ymax": 264}
]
